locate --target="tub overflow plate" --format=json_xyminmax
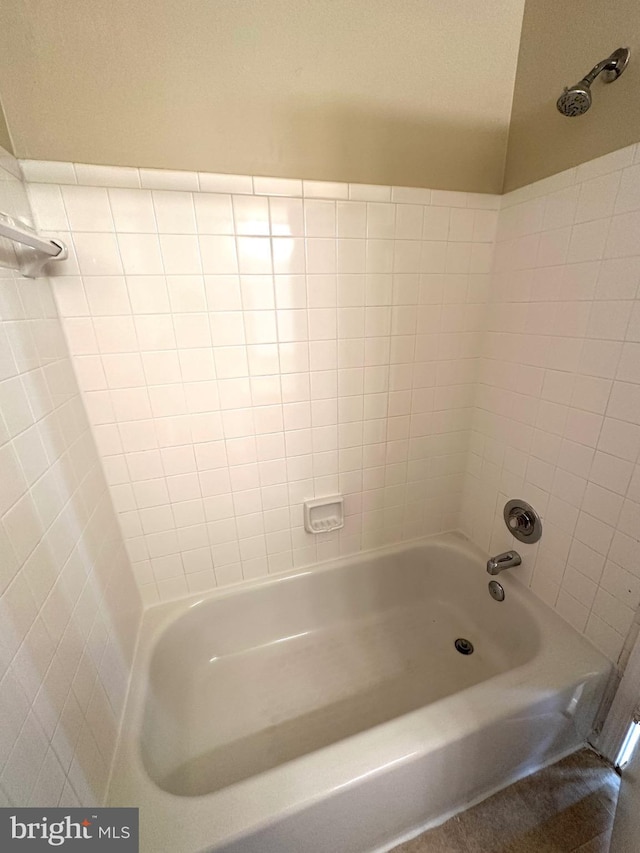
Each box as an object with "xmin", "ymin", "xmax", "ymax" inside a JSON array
[
  {"xmin": 488, "ymin": 580, "xmax": 505, "ymax": 602},
  {"xmin": 454, "ymin": 638, "xmax": 474, "ymax": 655}
]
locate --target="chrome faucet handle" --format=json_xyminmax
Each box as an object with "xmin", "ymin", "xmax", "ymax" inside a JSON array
[{"xmin": 503, "ymin": 500, "xmax": 542, "ymax": 543}]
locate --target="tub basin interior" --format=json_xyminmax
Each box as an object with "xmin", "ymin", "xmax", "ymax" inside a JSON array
[{"xmin": 140, "ymin": 542, "xmax": 540, "ymax": 796}]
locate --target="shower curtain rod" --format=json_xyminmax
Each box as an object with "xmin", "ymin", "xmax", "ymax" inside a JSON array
[
  {"xmin": 0, "ymin": 216, "xmax": 66, "ymax": 256},
  {"xmin": 0, "ymin": 214, "xmax": 67, "ymax": 277}
]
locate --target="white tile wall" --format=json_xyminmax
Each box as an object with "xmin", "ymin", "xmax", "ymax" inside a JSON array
[
  {"xmin": 461, "ymin": 143, "xmax": 640, "ymax": 667},
  {"xmin": 25, "ymin": 161, "xmax": 499, "ymax": 608},
  {"xmin": 0, "ymin": 148, "xmax": 141, "ymax": 807},
  {"xmin": 23, "ymin": 146, "xmax": 640, "ymax": 670}
]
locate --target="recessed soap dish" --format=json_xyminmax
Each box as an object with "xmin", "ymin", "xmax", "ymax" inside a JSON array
[{"xmin": 304, "ymin": 496, "xmax": 344, "ymax": 534}]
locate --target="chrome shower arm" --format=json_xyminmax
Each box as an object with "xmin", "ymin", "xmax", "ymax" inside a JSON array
[
  {"xmin": 582, "ymin": 49, "xmax": 628, "ymax": 86},
  {"xmin": 582, "ymin": 59, "xmax": 614, "ymax": 86}
]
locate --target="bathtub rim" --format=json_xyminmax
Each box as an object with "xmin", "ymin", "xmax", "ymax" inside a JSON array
[
  {"xmin": 139, "ymin": 530, "xmax": 482, "ymax": 640},
  {"xmin": 107, "ymin": 530, "xmax": 613, "ymax": 852}
]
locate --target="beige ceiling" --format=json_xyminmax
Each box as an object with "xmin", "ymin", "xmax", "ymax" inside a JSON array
[
  {"xmin": 0, "ymin": 0, "xmax": 526, "ymax": 193},
  {"xmin": 505, "ymin": 0, "xmax": 640, "ymax": 191}
]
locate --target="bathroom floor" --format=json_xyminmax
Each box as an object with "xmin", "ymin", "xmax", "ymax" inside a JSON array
[{"xmin": 391, "ymin": 749, "xmax": 619, "ymax": 852}]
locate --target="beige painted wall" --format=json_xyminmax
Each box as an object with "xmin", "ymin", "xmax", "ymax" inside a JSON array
[
  {"xmin": 0, "ymin": 0, "xmax": 524, "ymax": 193},
  {"xmin": 0, "ymin": 99, "xmax": 12, "ymax": 154},
  {"xmin": 505, "ymin": 0, "xmax": 640, "ymax": 191}
]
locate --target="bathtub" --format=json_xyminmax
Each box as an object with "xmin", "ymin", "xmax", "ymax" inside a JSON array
[{"xmin": 107, "ymin": 532, "xmax": 612, "ymax": 853}]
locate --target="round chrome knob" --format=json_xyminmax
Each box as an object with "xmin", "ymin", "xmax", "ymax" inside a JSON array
[{"xmin": 503, "ymin": 499, "xmax": 542, "ymax": 544}]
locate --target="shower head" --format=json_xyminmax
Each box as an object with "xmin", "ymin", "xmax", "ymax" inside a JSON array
[
  {"xmin": 557, "ymin": 47, "xmax": 630, "ymax": 117},
  {"xmin": 557, "ymin": 83, "xmax": 592, "ymax": 117}
]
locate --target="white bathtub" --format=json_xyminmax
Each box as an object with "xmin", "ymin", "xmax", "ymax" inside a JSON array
[{"xmin": 108, "ymin": 533, "xmax": 612, "ymax": 852}]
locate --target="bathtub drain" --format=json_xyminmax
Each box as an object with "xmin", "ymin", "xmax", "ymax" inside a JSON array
[{"xmin": 454, "ymin": 638, "xmax": 474, "ymax": 655}]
